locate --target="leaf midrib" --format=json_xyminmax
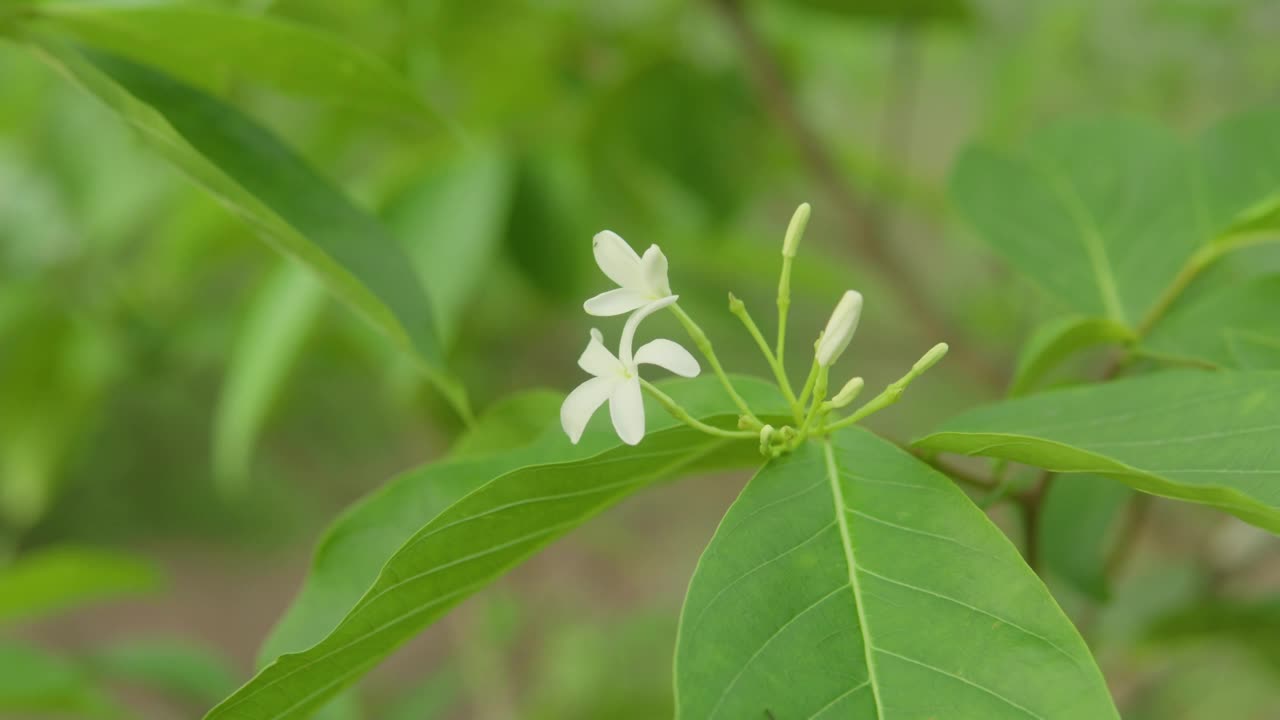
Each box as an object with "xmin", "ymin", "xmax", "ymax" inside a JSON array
[
  {"xmin": 822, "ymin": 438, "xmax": 885, "ymax": 718},
  {"xmin": 1033, "ymin": 160, "xmax": 1127, "ymax": 325}
]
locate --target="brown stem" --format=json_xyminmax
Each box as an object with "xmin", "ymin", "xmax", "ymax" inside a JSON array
[{"xmin": 710, "ymin": 0, "xmax": 1004, "ymax": 389}]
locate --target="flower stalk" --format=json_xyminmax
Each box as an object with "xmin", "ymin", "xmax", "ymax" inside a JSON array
[{"xmin": 560, "ymin": 205, "xmax": 945, "ymax": 456}]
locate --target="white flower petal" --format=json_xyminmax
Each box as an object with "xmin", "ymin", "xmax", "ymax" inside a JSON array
[
  {"xmin": 618, "ymin": 295, "xmax": 680, "ymax": 367},
  {"xmin": 578, "ymin": 329, "xmax": 622, "ymax": 377},
  {"xmin": 583, "ymin": 288, "xmax": 648, "ymax": 317},
  {"xmin": 640, "ymin": 244, "xmax": 672, "ymax": 296},
  {"xmin": 634, "ymin": 338, "xmax": 700, "ymax": 377},
  {"xmin": 609, "ymin": 377, "xmax": 646, "ymax": 445},
  {"xmin": 560, "ymin": 376, "xmax": 616, "ymax": 444},
  {"xmin": 592, "ymin": 230, "xmax": 644, "ymax": 289}
]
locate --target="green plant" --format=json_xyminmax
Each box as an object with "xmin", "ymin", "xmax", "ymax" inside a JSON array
[{"xmin": 1, "ymin": 2, "xmax": 1278, "ymax": 718}]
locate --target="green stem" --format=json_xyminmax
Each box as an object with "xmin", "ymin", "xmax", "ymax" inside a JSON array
[
  {"xmin": 669, "ymin": 303, "xmax": 762, "ymax": 427},
  {"xmin": 796, "ymin": 357, "xmax": 820, "ymax": 410},
  {"xmin": 776, "ymin": 254, "xmax": 794, "ymax": 365},
  {"xmin": 795, "ymin": 365, "xmax": 829, "ymax": 441},
  {"xmin": 640, "ymin": 379, "xmax": 758, "ymax": 440},
  {"xmin": 820, "ymin": 343, "xmax": 947, "ymax": 433},
  {"xmin": 728, "ymin": 294, "xmax": 801, "ymax": 418}
]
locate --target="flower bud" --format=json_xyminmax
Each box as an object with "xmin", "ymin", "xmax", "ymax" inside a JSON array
[
  {"xmin": 728, "ymin": 292, "xmax": 745, "ymax": 313},
  {"xmin": 815, "ymin": 290, "xmax": 862, "ymax": 367},
  {"xmin": 913, "ymin": 342, "xmax": 949, "ymax": 374},
  {"xmin": 782, "ymin": 203, "xmax": 810, "ymax": 258},
  {"xmin": 829, "ymin": 376, "xmax": 865, "ymax": 409}
]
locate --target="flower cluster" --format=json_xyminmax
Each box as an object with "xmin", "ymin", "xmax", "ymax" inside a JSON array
[
  {"xmin": 560, "ymin": 232, "xmax": 699, "ymax": 446},
  {"xmin": 561, "ymin": 205, "xmax": 947, "ymax": 454}
]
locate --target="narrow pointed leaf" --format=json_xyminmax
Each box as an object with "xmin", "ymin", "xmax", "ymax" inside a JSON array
[
  {"xmin": 917, "ymin": 370, "xmax": 1280, "ymax": 533},
  {"xmin": 30, "ymin": 3, "xmax": 436, "ymax": 124},
  {"xmin": 675, "ymin": 429, "xmax": 1116, "ymax": 719},
  {"xmin": 30, "ymin": 42, "xmax": 449, "ymax": 380},
  {"xmin": 213, "ymin": 376, "xmax": 786, "ymax": 719},
  {"xmin": 214, "ymin": 263, "xmax": 326, "ymax": 492}
]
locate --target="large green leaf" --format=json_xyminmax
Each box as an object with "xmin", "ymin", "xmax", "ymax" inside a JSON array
[
  {"xmin": 213, "ymin": 376, "xmax": 786, "ymax": 718},
  {"xmin": 214, "ymin": 263, "xmax": 326, "ymax": 492},
  {"xmin": 952, "ymin": 117, "xmax": 1201, "ymax": 327},
  {"xmin": 0, "ymin": 546, "xmax": 164, "ymax": 625},
  {"xmin": 1197, "ymin": 105, "xmax": 1280, "ymax": 233},
  {"xmin": 1009, "ymin": 315, "xmax": 1134, "ymax": 396},
  {"xmin": 675, "ymin": 429, "xmax": 1116, "ymax": 719},
  {"xmin": 28, "ymin": 2, "xmax": 434, "ymax": 123},
  {"xmin": 1143, "ymin": 275, "xmax": 1280, "ymax": 369},
  {"xmin": 917, "ymin": 370, "xmax": 1280, "ymax": 533},
  {"xmin": 29, "ymin": 42, "xmax": 456, "ymax": 398}
]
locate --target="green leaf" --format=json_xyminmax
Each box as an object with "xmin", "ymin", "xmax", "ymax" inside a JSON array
[
  {"xmin": 1039, "ymin": 475, "xmax": 1133, "ymax": 601},
  {"xmin": 0, "ymin": 546, "xmax": 164, "ymax": 625},
  {"xmin": 1143, "ymin": 275, "xmax": 1280, "ymax": 369},
  {"xmin": 88, "ymin": 639, "xmax": 238, "ymax": 706},
  {"xmin": 786, "ymin": 0, "xmax": 970, "ymax": 23},
  {"xmin": 675, "ymin": 429, "xmax": 1116, "ymax": 719},
  {"xmin": 1145, "ymin": 598, "xmax": 1280, "ymax": 674},
  {"xmin": 0, "ymin": 642, "xmax": 117, "ymax": 717},
  {"xmin": 1009, "ymin": 316, "xmax": 1134, "ymax": 396},
  {"xmin": 29, "ymin": 43, "xmax": 456, "ymax": 396},
  {"xmin": 916, "ymin": 370, "xmax": 1280, "ymax": 533},
  {"xmin": 951, "ymin": 117, "xmax": 1201, "ymax": 328},
  {"xmin": 218, "ymin": 376, "xmax": 786, "ymax": 718},
  {"xmin": 214, "ymin": 263, "xmax": 326, "ymax": 492},
  {"xmin": 29, "ymin": 3, "xmax": 435, "ymax": 124},
  {"xmin": 1197, "ymin": 105, "xmax": 1280, "ymax": 233},
  {"xmin": 384, "ymin": 145, "xmax": 513, "ymax": 347}
]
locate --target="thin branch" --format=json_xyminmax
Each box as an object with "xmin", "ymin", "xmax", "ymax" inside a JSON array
[{"xmin": 710, "ymin": 0, "xmax": 1005, "ymax": 389}]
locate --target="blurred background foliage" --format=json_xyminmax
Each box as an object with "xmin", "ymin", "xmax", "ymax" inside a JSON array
[{"xmin": 1, "ymin": 0, "xmax": 1279, "ymax": 717}]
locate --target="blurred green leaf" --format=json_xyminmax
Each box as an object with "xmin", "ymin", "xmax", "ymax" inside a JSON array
[
  {"xmin": 1197, "ymin": 105, "xmax": 1280, "ymax": 234},
  {"xmin": 675, "ymin": 430, "xmax": 1116, "ymax": 718},
  {"xmin": 1040, "ymin": 475, "xmax": 1133, "ymax": 601},
  {"xmin": 529, "ymin": 613, "xmax": 674, "ymax": 720},
  {"xmin": 216, "ymin": 376, "xmax": 786, "ymax": 718},
  {"xmin": 0, "ymin": 546, "xmax": 163, "ymax": 625},
  {"xmin": 31, "ymin": 2, "xmax": 435, "ymax": 124},
  {"xmin": 1145, "ymin": 598, "xmax": 1280, "ymax": 673},
  {"xmin": 214, "ymin": 262, "xmax": 326, "ymax": 493},
  {"xmin": 0, "ymin": 642, "xmax": 117, "ymax": 717},
  {"xmin": 918, "ymin": 370, "xmax": 1280, "ymax": 533},
  {"xmin": 952, "ymin": 117, "xmax": 1201, "ymax": 327},
  {"xmin": 30, "ymin": 43, "xmax": 465, "ymax": 411},
  {"xmin": 1143, "ymin": 275, "xmax": 1280, "ymax": 369},
  {"xmin": 785, "ymin": 0, "xmax": 970, "ymax": 23},
  {"xmin": 1009, "ymin": 315, "xmax": 1134, "ymax": 396},
  {"xmin": 0, "ymin": 297, "xmax": 121, "ymax": 527},
  {"xmin": 384, "ymin": 144, "xmax": 513, "ymax": 347},
  {"xmin": 88, "ymin": 638, "xmax": 237, "ymax": 707}
]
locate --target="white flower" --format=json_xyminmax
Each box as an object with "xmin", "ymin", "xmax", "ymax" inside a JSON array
[
  {"xmin": 815, "ymin": 290, "xmax": 863, "ymax": 367},
  {"xmin": 561, "ymin": 296, "xmax": 699, "ymax": 445},
  {"xmin": 583, "ymin": 230, "xmax": 673, "ymax": 316}
]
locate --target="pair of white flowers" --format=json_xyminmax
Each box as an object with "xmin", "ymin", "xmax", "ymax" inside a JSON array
[{"xmin": 560, "ymin": 231, "xmax": 701, "ymax": 446}]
